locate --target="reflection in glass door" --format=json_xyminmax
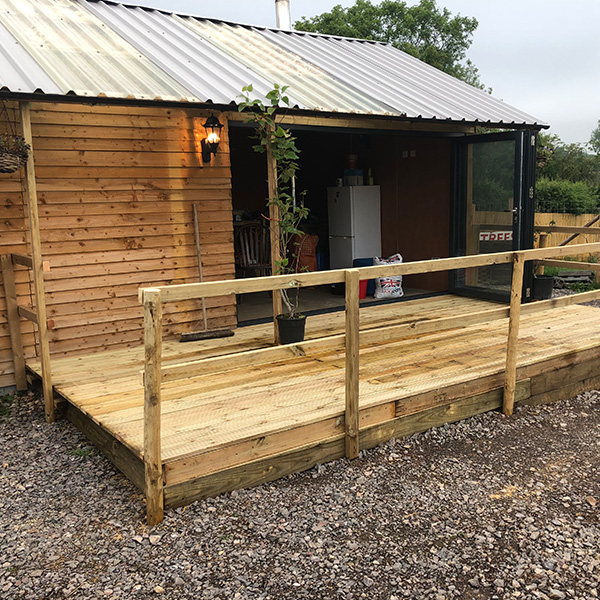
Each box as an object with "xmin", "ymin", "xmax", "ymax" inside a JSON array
[{"xmin": 451, "ymin": 131, "xmax": 536, "ymax": 302}]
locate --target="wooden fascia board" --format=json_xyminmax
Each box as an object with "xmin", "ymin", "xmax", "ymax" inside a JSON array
[{"xmin": 227, "ymin": 110, "xmax": 476, "ymax": 133}]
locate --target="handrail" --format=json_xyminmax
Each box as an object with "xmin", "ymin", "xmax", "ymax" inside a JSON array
[
  {"xmin": 0, "ymin": 253, "xmax": 53, "ymax": 405},
  {"xmin": 539, "ymin": 226, "xmax": 600, "ymax": 235},
  {"xmin": 139, "ymin": 240, "xmax": 600, "ymax": 525},
  {"xmin": 139, "ymin": 242, "xmax": 600, "ymax": 304},
  {"xmin": 537, "ymin": 259, "xmax": 600, "ymax": 272}
]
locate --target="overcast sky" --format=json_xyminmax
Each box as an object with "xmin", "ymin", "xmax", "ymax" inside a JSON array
[{"xmin": 121, "ymin": 0, "xmax": 600, "ymax": 145}]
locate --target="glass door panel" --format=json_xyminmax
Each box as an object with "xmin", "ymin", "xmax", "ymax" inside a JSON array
[{"xmin": 451, "ymin": 131, "xmax": 535, "ymax": 302}]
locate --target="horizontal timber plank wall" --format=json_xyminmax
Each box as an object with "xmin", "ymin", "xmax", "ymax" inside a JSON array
[{"xmin": 0, "ymin": 100, "xmax": 236, "ymax": 389}]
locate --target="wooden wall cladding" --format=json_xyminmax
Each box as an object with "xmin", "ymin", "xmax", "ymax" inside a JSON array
[
  {"xmin": 0, "ymin": 101, "xmax": 236, "ymax": 389},
  {"xmin": 373, "ymin": 135, "xmax": 452, "ymax": 292}
]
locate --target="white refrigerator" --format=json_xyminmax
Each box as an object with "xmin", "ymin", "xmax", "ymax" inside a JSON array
[{"xmin": 327, "ymin": 186, "xmax": 381, "ymax": 269}]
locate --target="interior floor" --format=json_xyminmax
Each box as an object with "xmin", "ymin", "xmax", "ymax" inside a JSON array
[{"xmin": 236, "ymin": 285, "xmax": 432, "ymax": 323}]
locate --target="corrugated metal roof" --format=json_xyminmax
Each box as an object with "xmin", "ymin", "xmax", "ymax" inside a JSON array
[
  {"xmin": 181, "ymin": 19, "xmax": 395, "ymax": 115},
  {"xmin": 0, "ymin": 0, "xmax": 547, "ymax": 127},
  {"xmin": 263, "ymin": 30, "xmax": 542, "ymax": 125},
  {"xmin": 0, "ymin": 0, "xmax": 195, "ymax": 100}
]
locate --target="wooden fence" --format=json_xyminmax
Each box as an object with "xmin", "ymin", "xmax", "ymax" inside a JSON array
[
  {"xmin": 535, "ymin": 213, "xmax": 600, "ymax": 249},
  {"xmin": 140, "ymin": 241, "xmax": 600, "ymax": 524}
]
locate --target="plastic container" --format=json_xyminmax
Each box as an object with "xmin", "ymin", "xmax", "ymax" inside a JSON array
[
  {"xmin": 532, "ymin": 275, "xmax": 554, "ymax": 300},
  {"xmin": 353, "ymin": 258, "xmax": 376, "ymax": 296},
  {"xmin": 359, "ymin": 280, "xmax": 368, "ymax": 299}
]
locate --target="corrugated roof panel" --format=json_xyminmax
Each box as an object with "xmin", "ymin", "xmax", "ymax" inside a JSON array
[
  {"xmin": 367, "ymin": 41, "xmax": 542, "ymax": 124},
  {"xmin": 0, "ymin": 0, "xmax": 194, "ymax": 100},
  {"xmin": 84, "ymin": 1, "xmax": 279, "ymax": 105},
  {"xmin": 260, "ymin": 29, "xmax": 452, "ymax": 120},
  {"xmin": 262, "ymin": 30, "xmax": 545, "ymax": 126},
  {"xmin": 0, "ymin": 20, "xmax": 61, "ymax": 94},
  {"xmin": 181, "ymin": 19, "xmax": 396, "ymax": 115}
]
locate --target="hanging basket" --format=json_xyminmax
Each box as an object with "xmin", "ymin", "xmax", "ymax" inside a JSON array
[{"xmin": 0, "ymin": 150, "xmax": 27, "ymax": 174}]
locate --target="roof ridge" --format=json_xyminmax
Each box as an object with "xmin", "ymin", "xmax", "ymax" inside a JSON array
[{"xmin": 83, "ymin": 0, "xmax": 390, "ymax": 45}]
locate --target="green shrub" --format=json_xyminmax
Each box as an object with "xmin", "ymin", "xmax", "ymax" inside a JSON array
[{"xmin": 536, "ymin": 177, "xmax": 599, "ymax": 215}]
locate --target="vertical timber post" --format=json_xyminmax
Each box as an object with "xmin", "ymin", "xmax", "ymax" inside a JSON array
[
  {"xmin": 143, "ymin": 288, "xmax": 164, "ymax": 525},
  {"xmin": 536, "ymin": 233, "xmax": 548, "ymax": 275},
  {"xmin": 503, "ymin": 252, "xmax": 525, "ymax": 416},
  {"xmin": 20, "ymin": 102, "xmax": 53, "ymax": 422},
  {"xmin": 1, "ymin": 255, "xmax": 27, "ymax": 390},
  {"xmin": 266, "ymin": 135, "xmax": 282, "ymax": 344},
  {"xmin": 344, "ymin": 269, "xmax": 360, "ymax": 458}
]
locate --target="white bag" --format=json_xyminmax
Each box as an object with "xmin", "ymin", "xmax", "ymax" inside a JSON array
[{"xmin": 374, "ymin": 253, "xmax": 404, "ymax": 299}]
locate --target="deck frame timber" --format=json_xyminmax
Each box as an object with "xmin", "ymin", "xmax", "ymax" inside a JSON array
[
  {"xmin": 133, "ymin": 241, "xmax": 600, "ymax": 524},
  {"xmin": 160, "ymin": 341, "xmax": 600, "ymax": 509},
  {"xmin": 63, "ymin": 401, "xmax": 145, "ymax": 491}
]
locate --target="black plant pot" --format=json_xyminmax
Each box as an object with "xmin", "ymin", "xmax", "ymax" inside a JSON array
[
  {"xmin": 276, "ymin": 314, "xmax": 307, "ymax": 345},
  {"xmin": 532, "ymin": 275, "xmax": 554, "ymax": 300}
]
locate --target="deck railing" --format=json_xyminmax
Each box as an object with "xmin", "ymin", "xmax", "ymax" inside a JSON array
[
  {"xmin": 1, "ymin": 252, "xmax": 54, "ymax": 421},
  {"xmin": 140, "ymin": 241, "xmax": 600, "ymax": 525}
]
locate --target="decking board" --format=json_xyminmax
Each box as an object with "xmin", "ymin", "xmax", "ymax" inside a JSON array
[{"xmin": 26, "ymin": 295, "xmax": 600, "ymax": 512}]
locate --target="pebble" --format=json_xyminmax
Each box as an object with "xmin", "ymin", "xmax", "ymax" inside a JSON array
[{"xmin": 1, "ymin": 389, "xmax": 600, "ymax": 599}]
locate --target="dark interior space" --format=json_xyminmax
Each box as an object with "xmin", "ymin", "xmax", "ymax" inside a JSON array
[{"xmin": 229, "ymin": 124, "xmax": 454, "ymax": 303}]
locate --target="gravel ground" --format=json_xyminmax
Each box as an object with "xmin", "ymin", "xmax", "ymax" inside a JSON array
[{"xmin": 1, "ymin": 386, "xmax": 600, "ymax": 600}]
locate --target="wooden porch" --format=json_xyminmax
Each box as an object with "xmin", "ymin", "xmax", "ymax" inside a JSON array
[{"xmin": 27, "ymin": 289, "xmax": 600, "ymax": 517}]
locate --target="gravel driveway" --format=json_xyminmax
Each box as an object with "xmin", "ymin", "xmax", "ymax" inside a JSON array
[{"xmin": 1, "ymin": 385, "xmax": 600, "ymax": 600}]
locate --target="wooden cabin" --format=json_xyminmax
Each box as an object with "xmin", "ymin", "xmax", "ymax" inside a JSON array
[
  {"xmin": 0, "ymin": 0, "xmax": 548, "ymax": 392},
  {"xmin": 9, "ymin": 1, "xmax": 600, "ymax": 526}
]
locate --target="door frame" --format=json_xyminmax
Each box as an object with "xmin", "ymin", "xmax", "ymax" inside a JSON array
[{"xmin": 450, "ymin": 130, "xmax": 537, "ymax": 302}]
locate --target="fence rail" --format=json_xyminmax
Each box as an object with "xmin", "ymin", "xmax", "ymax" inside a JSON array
[
  {"xmin": 140, "ymin": 240, "xmax": 600, "ymax": 525},
  {"xmin": 1, "ymin": 252, "xmax": 53, "ymax": 421}
]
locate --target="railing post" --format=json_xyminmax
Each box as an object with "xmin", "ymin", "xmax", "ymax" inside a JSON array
[
  {"xmin": 20, "ymin": 101, "xmax": 53, "ymax": 422},
  {"xmin": 344, "ymin": 269, "xmax": 360, "ymax": 458},
  {"xmin": 503, "ymin": 252, "xmax": 525, "ymax": 416},
  {"xmin": 1, "ymin": 255, "xmax": 27, "ymax": 390},
  {"xmin": 143, "ymin": 288, "xmax": 164, "ymax": 525},
  {"xmin": 536, "ymin": 233, "xmax": 548, "ymax": 275}
]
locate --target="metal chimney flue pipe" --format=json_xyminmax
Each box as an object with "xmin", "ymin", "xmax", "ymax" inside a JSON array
[{"xmin": 275, "ymin": 0, "xmax": 291, "ymax": 30}]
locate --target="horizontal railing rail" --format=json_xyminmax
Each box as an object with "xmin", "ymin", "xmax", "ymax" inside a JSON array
[
  {"xmin": 141, "ymin": 242, "xmax": 600, "ymax": 304},
  {"xmin": 139, "ymin": 240, "xmax": 600, "ymax": 525},
  {"xmin": 538, "ymin": 225, "xmax": 600, "ymax": 236},
  {"xmin": 1, "ymin": 254, "xmax": 53, "ymax": 403},
  {"xmin": 537, "ymin": 259, "xmax": 600, "ymax": 272}
]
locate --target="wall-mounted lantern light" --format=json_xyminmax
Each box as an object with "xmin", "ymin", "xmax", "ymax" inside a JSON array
[{"xmin": 201, "ymin": 115, "xmax": 223, "ymax": 163}]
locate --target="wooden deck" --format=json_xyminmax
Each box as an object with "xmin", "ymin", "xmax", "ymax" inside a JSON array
[{"xmin": 27, "ymin": 293, "xmax": 600, "ymax": 512}]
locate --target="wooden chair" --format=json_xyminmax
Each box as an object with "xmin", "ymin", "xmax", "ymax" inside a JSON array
[
  {"xmin": 235, "ymin": 222, "xmax": 272, "ymax": 279},
  {"xmin": 292, "ymin": 233, "xmax": 319, "ymax": 272}
]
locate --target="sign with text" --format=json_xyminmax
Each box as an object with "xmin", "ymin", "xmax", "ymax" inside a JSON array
[{"xmin": 479, "ymin": 231, "xmax": 513, "ymax": 242}]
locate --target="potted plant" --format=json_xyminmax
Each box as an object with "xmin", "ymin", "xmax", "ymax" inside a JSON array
[
  {"xmin": 0, "ymin": 135, "xmax": 30, "ymax": 174},
  {"xmin": 238, "ymin": 84, "xmax": 310, "ymax": 344}
]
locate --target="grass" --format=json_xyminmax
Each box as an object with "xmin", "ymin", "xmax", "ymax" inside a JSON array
[
  {"xmin": 540, "ymin": 253, "xmax": 600, "ymax": 293},
  {"xmin": 568, "ymin": 281, "xmax": 600, "ymax": 293},
  {"xmin": 0, "ymin": 393, "xmax": 15, "ymax": 418},
  {"xmin": 69, "ymin": 446, "xmax": 96, "ymax": 458}
]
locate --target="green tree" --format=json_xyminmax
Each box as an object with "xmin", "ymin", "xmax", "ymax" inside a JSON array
[
  {"xmin": 538, "ymin": 131, "xmax": 600, "ymax": 191},
  {"xmin": 295, "ymin": 0, "xmax": 485, "ymax": 88},
  {"xmin": 536, "ymin": 130, "xmax": 600, "ymax": 215},
  {"xmin": 536, "ymin": 178, "xmax": 598, "ymax": 215},
  {"xmin": 589, "ymin": 119, "xmax": 600, "ymax": 155}
]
